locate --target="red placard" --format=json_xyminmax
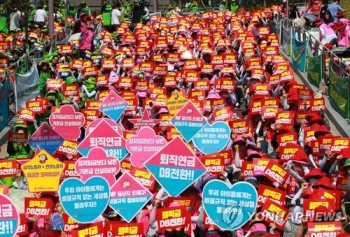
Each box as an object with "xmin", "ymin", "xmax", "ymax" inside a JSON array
[
  {"xmin": 258, "ymin": 184, "xmax": 286, "ymax": 206},
  {"xmin": 82, "ymin": 66, "xmax": 98, "ymax": 77},
  {"xmin": 261, "ymin": 106, "xmax": 279, "ymax": 119},
  {"xmin": 105, "ymin": 222, "xmax": 143, "ymax": 237},
  {"xmin": 18, "ymin": 109, "xmax": 35, "ymax": 122},
  {"xmin": 62, "ymin": 160, "xmax": 79, "ymax": 178},
  {"xmin": 203, "ymin": 211, "xmax": 220, "ymax": 229},
  {"xmin": 129, "ymin": 167, "xmax": 156, "ymax": 191},
  {"xmin": 241, "ymin": 161, "xmax": 254, "ymax": 178},
  {"xmin": 279, "ymin": 144, "xmax": 300, "ymax": 161},
  {"xmin": 46, "ymin": 79, "xmax": 63, "ymax": 90},
  {"xmin": 81, "ymin": 109, "xmax": 101, "ymax": 125},
  {"xmin": 307, "ymin": 222, "xmax": 342, "ymax": 237},
  {"xmin": 24, "ymin": 197, "xmax": 52, "ymax": 218},
  {"xmin": 134, "ymin": 81, "xmax": 149, "ymax": 91},
  {"xmin": 156, "ymin": 206, "xmax": 187, "ymax": 232},
  {"xmin": 194, "ymin": 80, "xmax": 210, "ymax": 91},
  {"xmin": 8, "ymin": 132, "xmax": 28, "ymax": 143},
  {"xmin": 62, "ymin": 84, "xmax": 80, "ymax": 103},
  {"xmin": 264, "ymin": 162, "xmax": 290, "ymax": 186},
  {"xmin": 228, "ymin": 119, "xmax": 249, "ymax": 135},
  {"xmin": 335, "ymin": 176, "xmax": 347, "ymax": 191},
  {"xmin": 330, "ymin": 138, "xmax": 350, "ymax": 153},
  {"xmin": 118, "ymin": 77, "xmax": 134, "ymax": 89},
  {"xmin": 167, "ymin": 196, "xmax": 196, "ymax": 208},
  {"xmin": 319, "ymin": 136, "xmax": 334, "ymax": 152},
  {"xmin": 317, "ymin": 188, "xmax": 341, "ymax": 210},
  {"xmin": 214, "ymin": 78, "xmax": 235, "ymax": 91},
  {"xmin": 62, "ymin": 213, "xmax": 79, "ymax": 233},
  {"xmin": 253, "ymin": 158, "xmax": 274, "ymax": 175},
  {"xmin": 277, "ymin": 132, "xmax": 297, "ymax": 146},
  {"xmin": 0, "ymin": 160, "xmax": 17, "ymax": 178},
  {"xmin": 261, "ymin": 199, "xmax": 289, "ymax": 230},
  {"xmin": 275, "ymin": 111, "xmax": 294, "ymax": 125},
  {"xmin": 212, "ymin": 107, "xmax": 232, "ymax": 122},
  {"xmin": 201, "ymin": 156, "xmax": 225, "ymax": 174},
  {"xmin": 71, "ymin": 222, "xmax": 104, "ymax": 237},
  {"xmin": 310, "ymin": 98, "xmax": 326, "ymax": 112},
  {"xmin": 303, "ymin": 199, "xmax": 335, "ymax": 218},
  {"xmin": 17, "ymin": 213, "xmax": 28, "ymax": 236},
  {"xmin": 56, "ymin": 140, "xmax": 80, "ymax": 158}
]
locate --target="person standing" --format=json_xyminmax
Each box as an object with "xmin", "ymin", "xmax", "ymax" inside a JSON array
[
  {"xmin": 34, "ymin": 5, "xmax": 47, "ymax": 28},
  {"xmin": 130, "ymin": 1, "xmax": 146, "ymax": 31},
  {"xmin": 9, "ymin": 8, "xmax": 23, "ymax": 32},
  {"xmin": 327, "ymin": 0, "xmax": 345, "ymax": 19},
  {"xmin": 111, "ymin": 3, "xmax": 121, "ymax": 31}
]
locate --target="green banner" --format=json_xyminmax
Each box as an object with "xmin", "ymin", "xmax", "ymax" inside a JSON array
[
  {"xmin": 329, "ymin": 65, "xmax": 350, "ymax": 119},
  {"xmin": 307, "ymin": 54, "xmax": 323, "ymax": 87}
]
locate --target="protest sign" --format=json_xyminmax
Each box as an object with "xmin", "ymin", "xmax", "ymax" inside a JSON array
[
  {"xmin": 27, "ymin": 123, "xmax": 64, "ymax": 155},
  {"xmin": 62, "ymin": 160, "xmax": 79, "ymax": 178},
  {"xmin": 0, "ymin": 194, "xmax": 19, "ymax": 237},
  {"xmin": 16, "ymin": 213, "xmax": 28, "ymax": 236},
  {"xmin": 8, "ymin": 132, "xmax": 28, "ymax": 144},
  {"xmin": 85, "ymin": 118, "xmax": 122, "ymax": 137},
  {"xmin": 192, "ymin": 122, "xmax": 230, "ymax": 154},
  {"xmin": 228, "ymin": 119, "xmax": 249, "ymax": 135},
  {"xmin": 144, "ymin": 137, "xmax": 206, "ymax": 197},
  {"xmin": 18, "ymin": 109, "xmax": 35, "ymax": 122},
  {"xmin": 71, "ymin": 222, "xmax": 104, "ymax": 237},
  {"xmin": 75, "ymin": 147, "xmax": 120, "ymax": 187},
  {"xmin": 59, "ymin": 176, "xmax": 110, "ymax": 223},
  {"xmin": 22, "ymin": 150, "xmax": 65, "ymax": 192},
  {"xmin": 99, "ymin": 90, "xmax": 128, "ymax": 121},
  {"xmin": 201, "ymin": 155, "xmax": 225, "ymax": 174},
  {"xmin": 126, "ymin": 127, "xmax": 167, "ymax": 168},
  {"xmin": 24, "ymin": 197, "xmax": 52, "ymax": 218},
  {"xmin": 167, "ymin": 90, "xmax": 189, "ymax": 115},
  {"xmin": 62, "ymin": 213, "xmax": 79, "ymax": 233},
  {"xmin": 49, "ymin": 105, "xmax": 85, "ymax": 140},
  {"xmin": 77, "ymin": 120, "xmax": 127, "ymax": 160},
  {"xmin": 130, "ymin": 167, "xmax": 156, "ymax": 191},
  {"xmin": 105, "ymin": 222, "xmax": 143, "ymax": 237},
  {"xmin": 241, "ymin": 161, "xmax": 254, "ymax": 178},
  {"xmin": 0, "ymin": 160, "xmax": 17, "ymax": 178},
  {"xmin": 171, "ymin": 101, "xmax": 207, "ymax": 142},
  {"xmin": 308, "ymin": 222, "xmax": 342, "ymax": 237},
  {"xmin": 261, "ymin": 199, "xmax": 289, "ymax": 230},
  {"xmin": 52, "ymin": 214, "xmax": 64, "ymax": 230},
  {"xmin": 56, "ymin": 140, "xmax": 80, "ymax": 159},
  {"xmin": 156, "ymin": 206, "xmax": 188, "ymax": 232},
  {"xmin": 303, "ymin": 199, "xmax": 335, "ymax": 218},
  {"xmin": 258, "ymin": 184, "xmax": 286, "ymax": 206},
  {"xmin": 264, "ymin": 162, "xmax": 290, "ymax": 186},
  {"xmin": 129, "ymin": 111, "xmax": 161, "ymax": 129},
  {"xmin": 202, "ymin": 180, "xmax": 258, "ymax": 230},
  {"xmin": 109, "ymin": 172, "xmax": 152, "ymax": 222}
]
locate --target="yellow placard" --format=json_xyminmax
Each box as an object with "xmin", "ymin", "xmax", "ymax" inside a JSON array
[
  {"xmin": 22, "ymin": 150, "xmax": 65, "ymax": 193},
  {"xmin": 166, "ymin": 90, "xmax": 188, "ymax": 115}
]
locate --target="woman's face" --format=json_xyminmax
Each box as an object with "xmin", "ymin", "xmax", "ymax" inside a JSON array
[
  {"xmin": 325, "ymin": 13, "xmax": 330, "ymax": 19},
  {"xmin": 52, "ymin": 57, "xmax": 58, "ymax": 64}
]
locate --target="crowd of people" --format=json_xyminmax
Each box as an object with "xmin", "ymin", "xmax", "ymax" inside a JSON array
[
  {"xmin": 284, "ymin": 0, "xmax": 350, "ymax": 48},
  {"xmin": 0, "ymin": 1, "xmax": 349, "ymax": 237}
]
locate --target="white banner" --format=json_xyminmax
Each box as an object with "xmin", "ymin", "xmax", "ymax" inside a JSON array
[{"xmin": 15, "ymin": 66, "xmax": 40, "ymax": 112}]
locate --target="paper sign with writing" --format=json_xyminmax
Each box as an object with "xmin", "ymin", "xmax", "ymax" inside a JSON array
[
  {"xmin": 126, "ymin": 127, "xmax": 167, "ymax": 168},
  {"xmin": 279, "ymin": 144, "xmax": 300, "ymax": 161},
  {"xmin": 63, "ymin": 160, "xmax": 79, "ymax": 178},
  {"xmin": 77, "ymin": 120, "xmax": 127, "ymax": 160},
  {"xmin": 24, "ymin": 197, "xmax": 52, "ymax": 218},
  {"xmin": 202, "ymin": 180, "xmax": 258, "ymax": 230},
  {"xmin": 46, "ymin": 79, "xmax": 63, "ymax": 90},
  {"xmin": 59, "ymin": 176, "xmax": 110, "ymax": 223},
  {"xmin": 16, "ymin": 213, "xmax": 28, "ymax": 236},
  {"xmin": 0, "ymin": 194, "xmax": 19, "ymax": 237},
  {"xmin": 130, "ymin": 167, "xmax": 156, "ymax": 191},
  {"xmin": 277, "ymin": 132, "xmax": 297, "ymax": 146},
  {"xmin": 99, "ymin": 90, "xmax": 128, "ymax": 121},
  {"xmin": 26, "ymin": 100, "xmax": 44, "ymax": 114},
  {"xmin": 167, "ymin": 90, "xmax": 189, "ymax": 115},
  {"xmin": 49, "ymin": 105, "xmax": 85, "ymax": 140},
  {"xmin": 109, "ymin": 172, "xmax": 152, "ymax": 222},
  {"xmin": 22, "ymin": 150, "xmax": 65, "ymax": 192},
  {"xmin": 201, "ymin": 156, "xmax": 225, "ymax": 174},
  {"xmin": 307, "ymin": 222, "xmax": 341, "ymax": 237},
  {"xmin": 75, "ymin": 147, "xmax": 120, "ymax": 187},
  {"xmin": 144, "ymin": 137, "xmax": 207, "ymax": 197},
  {"xmin": 56, "ymin": 140, "xmax": 80, "ymax": 159},
  {"xmin": 264, "ymin": 162, "xmax": 290, "ymax": 186},
  {"xmin": 120, "ymin": 160, "xmax": 132, "ymax": 172},
  {"xmin": 261, "ymin": 199, "xmax": 289, "ymax": 230},
  {"xmin": 336, "ymin": 176, "xmax": 347, "ymax": 191},
  {"xmin": 129, "ymin": 111, "xmax": 161, "ymax": 129},
  {"xmin": 0, "ymin": 160, "xmax": 17, "ymax": 178},
  {"xmin": 171, "ymin": 101, "xmax": 207, "ymax": 142},
  {"xmin": 192, "ymin": 122, "xmax": 231, "ymax": 155},
  {"xmin": 85, "ymin": 118, "xmax": 122, "ymax": 137},
  {"xmin": 241, "ymin": 161, "xmax": 254, "ymax": 178},
  {"xmin": 8, "ymin": 132, "xmax": 28, "ymax": 144},
  {"xmin": 51, "ymin": 214, "xmax": 64, "ymax": 230},
  {"xmin": 167, "ymin": 196, "xmax": 196, "ymax": 208},
  {"xmin": 18, "ymin": 109, "xmax": 35, "ymax": 122},
  {"xmin": 27, "ymin": 123, "xmax": 64, "ymax": 155},
  {"xmin": 253, "ymin": 158, "xmax": 275, "ymax": 176},
  {"xmin": 61, "ymin": 213, "xmax": 79, "ymax": 233},
  {"xmin": 105, "ymin": 222, "xmax": 143, "ymax": 237},
  {"xmin": 71, "ymin": 222, "xmax": 104, "ymax": 237},
  {"xmin": 258, "ymin": 184, "xmax": 286, "ymax": 206},
  {"xmin": 156, "ymin": 206, "xmax": 188, "ymax": 232},
  {"xmin": 303, "ymin": 199, "xmax": 335, "ymax": 218},
  {"xmin": 228, "ymin": 119, "xmax": 249, "ymax": 135}
]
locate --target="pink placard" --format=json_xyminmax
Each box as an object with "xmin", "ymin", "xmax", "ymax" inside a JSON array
[
  {"xmin": 126, "ymin": 127, "xmax": 167, "ymax": 168},
  {"xmin": 129, "ymin": 111, "xmax": 161, "ymax": 129},
  {"xmin": 0, "ymin": 194, "xmax": 19, "ymax": 237},
  {"xmin": 85, "ymin": 118, "xmax": 122, "ymax": 137},
  {"xmin": 49, "ymin": 105, "xmax": 85, "ymax": 140},
  {"xmin": 75, "ymin": 147, "xmax": 120, "ymax": 187}
]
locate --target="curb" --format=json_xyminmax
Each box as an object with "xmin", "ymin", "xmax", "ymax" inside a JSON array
[
  {"xmin": 281, "ymin": 52, "xmax": 350, "ymax": 137},
  {"xmin": 0, "ymin": 117, "xmax": 17, "ymax": 147}
]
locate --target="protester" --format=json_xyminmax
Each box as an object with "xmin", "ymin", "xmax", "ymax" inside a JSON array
[
  {"xmin": 2, "ymin": 3, "xmax": 350, "ymax": 237},
  {"xmin": 327, "ymin": 0, "xmax": 345, "ymax": 19}
]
